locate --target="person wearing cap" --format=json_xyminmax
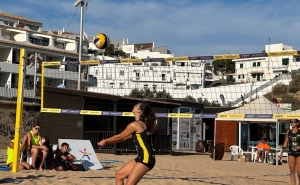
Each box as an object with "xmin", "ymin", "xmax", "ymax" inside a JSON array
[
  {"xmin": 280, "ymin": 119, "xmax": 300, "ymax": 185},
  {"xmin": 6, "ymin": 134, "xmax": 31, "ymax": 170}
]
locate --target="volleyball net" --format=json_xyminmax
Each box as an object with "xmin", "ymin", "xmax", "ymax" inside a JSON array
[{"xmin": 40, "ymin": 50, "xmax": 300, "ymax": 119}]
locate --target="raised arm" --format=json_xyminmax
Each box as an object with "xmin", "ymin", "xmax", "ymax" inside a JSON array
[{"xmin": 98, "ymin": 122, "xmax": 136, "ymax": 146}]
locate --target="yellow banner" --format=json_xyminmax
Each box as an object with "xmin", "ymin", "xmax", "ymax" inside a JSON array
[
  {"xmin": 217, "ymin": 114, "xmax": 245, "ymax": 119},
  {"xmin": 167, "ymin": 113, "xmax": 193, "ymax": 118},
  {"xmin": 120, "ymin": 59, "xmax": 142, "ymax": 63},
  {"xmin": 80, "ymin": 110, "xmax": 102, "ymax": 115},
  {"xmin": 79, "ymin": 60, "xmax": 100, "ymax": 65},
  {"xmin": 42, "ymin": 61, "xmax": 61, "ymax": 66},
  {"xmin": 273, "ymin": 114, "xmax": 300, "ymax": 119},
  {"xmin": 213, "ymin": 54, "xmax": 240, "ymax": 60},
  {"xmin": 122, "ymin": 112, "xmax": 134, "ymax": 116},
  {"xmin": 41, "ymin": 108, "xmax": 61, "ymax": 113},
  {"xmin": 268, "ymin": 50, "xmax": 298, "ymax": 57},
  {"xmin": 164, "ymin": 56, "xmax": 189, "ymax": 62}
]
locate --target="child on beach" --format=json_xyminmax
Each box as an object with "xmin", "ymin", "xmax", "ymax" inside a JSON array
[
  {"xmin": 98, "ymin": 101, "xmax": 156, "ymax": 185},
  {"xmin": 40, "ymin": 136, "xmax": 54, "ymax": 169},
  {"xmin": 54, "ymin": 142, "xmax": 75, "ymax": 171}
]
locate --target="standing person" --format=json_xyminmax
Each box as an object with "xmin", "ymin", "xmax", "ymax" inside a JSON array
[
  {"xmin": 54, "ymin": 142, "xmax": 75, "ymax": 171},
  {"xmin": 98, "ymin": 101, "xmax": 156, "ymax": 185},
  {"xmin": 57, "ymin": 81, "xmax": 66, "ymax": 88},
  {"xmin": 280, "ymin": 119, "xmax": 300, "ymax": 185},
  {"xmin": 26, "ymin": 123, "xmax": 48, "ymax": 170}
]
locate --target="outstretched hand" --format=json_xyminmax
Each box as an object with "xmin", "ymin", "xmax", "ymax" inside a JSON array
[{"xmin": 97, "ymin": 139, "xmax": 106, "ymax": 147}]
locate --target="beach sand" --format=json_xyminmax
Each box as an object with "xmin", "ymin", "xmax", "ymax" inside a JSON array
[{"xmin": 0, "ymin": 149, "xmax": 290, "ymax": 185}]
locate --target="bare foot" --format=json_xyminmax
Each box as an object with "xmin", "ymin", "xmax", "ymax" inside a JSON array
[{"xmin": 39, "ymin": 167, "xmax": 43, "ymax": 170}]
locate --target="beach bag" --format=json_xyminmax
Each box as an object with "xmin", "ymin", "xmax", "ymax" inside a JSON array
[{"xmin": 70, "ymin": 164, "xmax": 85, "ymax": 171}]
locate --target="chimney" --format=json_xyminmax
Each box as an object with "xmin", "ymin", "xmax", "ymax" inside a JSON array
[{"xmin": 62, "ymin": 28, "xmax": 65, "ymax": 33}]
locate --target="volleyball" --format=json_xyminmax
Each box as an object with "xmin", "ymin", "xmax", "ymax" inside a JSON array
[{"xmin": 93, "ymin": 33, "xmax": 110, "ymax": 49}]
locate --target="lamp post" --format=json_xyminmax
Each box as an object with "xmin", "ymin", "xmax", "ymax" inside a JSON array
[{"xmin": 74, "ymin": 0, "xmax": 88, "ymax": 90}]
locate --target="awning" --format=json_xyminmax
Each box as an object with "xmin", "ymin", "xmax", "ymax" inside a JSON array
[{"xmin": 249, "ymin": 70, "xmax": 264, "ymax": 74}]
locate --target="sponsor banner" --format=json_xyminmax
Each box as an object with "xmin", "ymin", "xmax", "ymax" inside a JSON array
[
  {"xmin": 281, "ymin": 114, "xmax": 300, "ymax": 119},
  {"xmin": 122, "ymin": 112, "xmax": 134, "ymax": 117},
  {"xmin": 164, "ymin": 56, "xmax": 189, "ymax": 62},
  {"xmin": 42, "ymin": 61, "xmax": 61, "ymax": 66},
  {"xmin": 168, "ymin": 113, "xmax": 193, "ymax": 118},
  {"xmin": 120, "ymin": 59, "xmax": 142, "ymax": 63},
  {"xmin": 213, "ymin": 54, "xmax": 240, "ymax": 60},
  {"xmin": 244, "ymin": 114, "xmax": 273, "ymax": 118},
  {"xmin": 41, "ymin": 108, "xmax": 61, "ymax": 113},
  {"xmin": 100, "ymin": 60, "xmax": 120, "ymax": 64},
  {"xmin": 61, "ymin": 61, "xmax": 80, "ymax": 65},
  {"xmin": 201, "ymin": 114, "xmax": 218, "ymax": 118},
  {"xmin": 188, "ymin": 56, "xmax": 214, "ymax": 60},
  {"xmin": 217, "ymin": 114, "xmax": 244, "ymax": 119},
  {"xmin": 268, "ymin": 50, "xmax": 298, "ymax": 57},
  {"xmin": 61, "ymin": 109, "xmax": 81, "ymax": 114},
  {"xmin": 155, "ymin": 113, "xmax": 168, "ymax": 118},
  {"xmin": 141, "ymin": 58, "xmax": 165, "ymax": 62},
  {"xmin": 273, "ymin": 114, "xmax": 284, "ymax": 119},
  {"xmin": 101, "ymin": 111, "xmax": 123, "ymax": 116},
  {"xmin": 80, "ymin": 110, "xmax": 102, "ymax": 115},
  {"xmin": 79, "ymin": 60, "xmax": 100, "ymax": 65},
  {"xmin": 239, "ymin": 53, "xmax": 268, "ymax": 58}
]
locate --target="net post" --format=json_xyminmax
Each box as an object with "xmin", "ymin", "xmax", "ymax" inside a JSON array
[
  {"xmin": 12, "ymin": 48, "xmax": 25, "ymax": 173},
  {"xmin": 41, "ymin": 63, "xmax": 45, "ymax": 109}
]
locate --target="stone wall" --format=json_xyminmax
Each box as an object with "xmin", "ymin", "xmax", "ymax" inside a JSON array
[{"xmin": 0, "ymin": 101, "xmax": 40, "ymax": 148}]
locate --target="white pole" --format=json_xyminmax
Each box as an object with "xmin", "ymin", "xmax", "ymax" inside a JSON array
[
  {"xmin": 276, "ymin": 120, "xmax": 279, "ymax": 166},
  {"xmin": 203, "ymin": 122, "xmax": 206, "ymax": 140},
  {"xmin": 77, "ymin": 2, "xmax": 85, "ymax": 90},
  {"xmin": 33, "ymin": 53, "xmax": 37, "ymax": 99},
  {"xmin": 239, "ymin": 122, "xmax": 242, "ymax": 148},
  {"xmin": 213, "ymin": 120, "xmax": 216, "ymax": 161}
]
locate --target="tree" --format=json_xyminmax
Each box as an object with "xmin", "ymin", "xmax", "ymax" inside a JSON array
[
  {"xmin": 104, "ymin": 44, "xmax": 115, "ymax": 56},
  {"xmin": 128, "ymin": 88, "xmax": 143, "ymax": 98},
  {"xmin": 183, "ymin": 95, "xmax": 196, "ymax": 102},
  {"xmin": 289, "ymin": 74, "xmax": 300, "ymax": 93},
  {"xmin": 155, "ymin": 89, "xmax": 172, "ymax": 99},
  {"xmin": 212, "ymin": 59, "xmax": 235, "ymax": 73}
]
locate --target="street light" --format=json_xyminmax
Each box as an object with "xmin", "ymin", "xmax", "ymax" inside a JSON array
[{"xmin": 74, "ymin": 0, "xmax": 88, "ymax": 90}]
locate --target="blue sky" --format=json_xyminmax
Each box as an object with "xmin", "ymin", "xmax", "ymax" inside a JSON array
[{"xmin": 2, "ymin": 0, "xmax": 300, "ymax": 56}]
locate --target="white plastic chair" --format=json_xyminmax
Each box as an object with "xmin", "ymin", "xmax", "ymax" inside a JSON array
[
  {"xmin": 26, "ymin": 151, "xmax": 46, "ymax": 169},
  {"xmin": 229, "ymin": 145, "xmax": 243, "ymax": 161}
]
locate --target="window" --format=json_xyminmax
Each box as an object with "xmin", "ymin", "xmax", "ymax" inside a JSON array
[
  {"xmin": 282, "ymin": 58, "xmax": 289, "ymax": 65},
  {"xmin": 257, "ymin": 62, "xmax": 261, "ymax": 66},
  {"xmin": 143, "ymin": 84, "xmax": 148, "ymax": 89},
  {"xmin": 95, "ymin": 70, "xmax": 98, "ymax": 75},
  {"xmin": 110, "ymin": 83, "xmax": 114, "ymax": 88},
  {"xmin": 120, "ymin": 83, "xmax": 124, "ymax": 89},
  {"xmin": 295, "ymin": 57, "xmax": 300, "ymax": 62},
  {"xmin": 136, "ymin": 72, "xmax": 140, "ymax": 80},
  {"xmin": 144, "ymin": 70, "xmax": 149, "ymax": 77},
  {"xmin": 253, "ymin": 62, "xmax": 256, "ymax": 67},
  {"xmin": 3, "ymin": 20, "xmax": 14, "ymax": 26},
  {"xmin": 119, "ymin": 69, "xmax": 124, "ymax": 76},
  {"xmin": 153, "ymin": 84, "xmax": 157, "ymax": 91},
  {"xmin": 162, "ymin": 85, "xmax": 166, "ymax": 89},
  {"xmin": 135, "ymin": 84, "xmax": 140, "ymax": 89},
  {"xmin": 162, "ymin": 74, "xmax": 166, "ymax": 81},
  {"xmin": 54, "ymin": 42, "xmax": 66, "ymax": 49},
  {"xmin": 240, "ymin": 63, "xmax": 243, "ymax": 68}
]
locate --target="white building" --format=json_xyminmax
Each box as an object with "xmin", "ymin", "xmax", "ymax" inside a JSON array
[
  {"xmin": 234, "ymin": 43, "xmax": 298, "ymax": 83},
  {"xmin": 0, "ymin": 11, "xmax": 91, "ymax": 99}
]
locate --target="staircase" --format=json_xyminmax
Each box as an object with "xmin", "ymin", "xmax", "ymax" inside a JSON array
[{"xmin": 230, "ymin": 74, "xmax": 291, "ymax": 106}]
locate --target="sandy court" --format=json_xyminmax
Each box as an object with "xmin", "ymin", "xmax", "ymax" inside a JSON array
[{"xmin": 0, "ymin": 149, "xmax": 291, "ymax": 185}]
